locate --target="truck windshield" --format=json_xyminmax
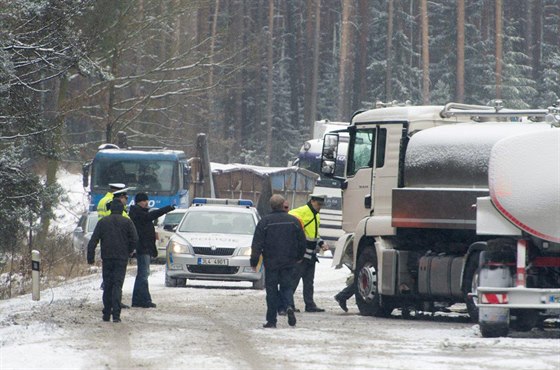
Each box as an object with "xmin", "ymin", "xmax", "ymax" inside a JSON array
[{"xmin": 92, "ymin": 159, "xmax": 176, "ymax": 193}]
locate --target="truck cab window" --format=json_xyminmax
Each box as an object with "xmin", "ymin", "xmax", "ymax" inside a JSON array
[
  {"xmin": 347, "ymin": 129, "xmax": 375, "ymax": 176},
  {"xmin": 346, "ymin": 128, "xmax": 387, "ymax": 177}
]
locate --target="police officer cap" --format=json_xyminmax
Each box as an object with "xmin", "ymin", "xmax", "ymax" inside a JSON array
[
  {"xmin": 310, "ymin": 194, "xmax": 326, "ymax": 202},
  {"xmin": 113, "ymin": 187, "xmax": 130, "ymax": 196},
  {"xmin": 109, "ymin": 183, "xmax": 126, "ymax": 191}
]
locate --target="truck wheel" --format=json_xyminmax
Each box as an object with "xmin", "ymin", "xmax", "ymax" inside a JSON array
[
  {"xmin": 480, "ymin": 320, "xmax": 509, "ymax": 338},
  {"xmin": 355, "ymin": 247, "xmax": 393, "ymax": 317},
  {"xmin": 462, "ymin": 252, "xmax": 480, "ymax": 322}
]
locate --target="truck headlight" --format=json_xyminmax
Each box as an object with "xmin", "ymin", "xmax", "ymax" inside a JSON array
[
  {"xmin": 237, "ymin": 247, "xmax": 253, "ymax": 256},
  {"xmin": 168, "ymin": 240, "xmax": 192, "ymax": 254}
]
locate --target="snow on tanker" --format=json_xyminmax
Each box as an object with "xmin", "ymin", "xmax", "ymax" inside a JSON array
[{"xmin": 324, "ymin": 101, "xmax": 560, "ymax": 337}]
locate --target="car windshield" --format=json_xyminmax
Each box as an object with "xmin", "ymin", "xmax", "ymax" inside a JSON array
[
  {"xmin": 163, "ymin": 212, "xmax": 186, "ymax": 226},
  {"xmin": 178, "ymin": 211, "xmax": 255, "ymax": 235}
]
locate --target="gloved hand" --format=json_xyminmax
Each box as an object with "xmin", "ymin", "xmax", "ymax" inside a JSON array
[
  {"xmin": 87, "ymin": 259, "xmax": 94, "ymax": 265},
  {"xmin": 151, "ymin": 246, "xmax": 158, "ymax": 258}
]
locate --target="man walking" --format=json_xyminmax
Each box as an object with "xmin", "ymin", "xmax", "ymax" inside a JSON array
[
  {"xmin": 289, "ymin": 194, "xmax": 328, "ymax": 312},
  {"xmin": 251, "ymin": 194, "xmax": 306, "ymax": 328},
  {"xmin": 88, "ymin": 200, "xmax": 138, "ymax": 323},
  {"xmin": 129, "ymin": 192, "xmax": 175, "ymax": 308}
]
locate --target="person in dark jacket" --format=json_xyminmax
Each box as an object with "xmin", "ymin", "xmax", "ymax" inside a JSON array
[
  {"xmin": 250, "ymin": 194, "xmax": 306, "ymax": 328},
  {"xmin": 129, "ymin": 193, "xmax": 175, "ymax": 308},
  {"xmin": 88, "ymin": 200, "xmax": 138, "ymax": 323}
]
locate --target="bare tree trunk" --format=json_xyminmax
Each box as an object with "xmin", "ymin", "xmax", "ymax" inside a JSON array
[
  {"xmin": 106, "ymin": 46, "xmax": 119, "ymax": 143},
  {"xmin": 495, "ymin": 0, "xmax": 503, "ymax": 99},
  {"xmin": 456, "ymin": 0, "xmax": 465, "ymax": 103},
  {"xmin": 354, "ymin": 0, "xmax": 369, "ymax": 112},
  {"xmin": 481, "ymin": 0, "xmax": 491, "ymax": 42},
  {"xmin": 37, "ymin": 76, "xmax": 68, "ymax": 249},
  {"xmin": 265, "ymin": 0, "xmax": 274, "ymax": 165},
  {"xmin": 420, "ymin": 0, "xmax": 430, "ymax": 104},
  {"xmin": 303, "ymin": 0, "xmax": 320, "ymax": 137},
  {"xmin": 386, "ymin": 0, "xmax": 394, "ymax": 101},
  {"xmin": 309, "ymin": 0, "xmax": 320, "ymax": 135},
  {"xmin": 231, "ymin": 0, "xmax": 243, "ymax": 160},
  {"xmin": 533, "ymin": 0, "xmax": 543, "ymax": 81},
  {"xmin": 337, "ymin": 0, "xmax": 355, "ymax": 120},
  {"xmin": 285, "ymin": 0, "xmax": 300, "ymax": 131},
  {"xmin": 209, "ymin": 0, "xmax": 220, "ymax": 89}
]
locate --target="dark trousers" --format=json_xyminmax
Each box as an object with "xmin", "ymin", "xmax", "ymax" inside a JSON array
[
  {"xmin": 293, "ymin": 259, "xmax": 317, "ymax": 308},
  {"xmin": 132, "ymin": 253, "xmax": 152, "ymax": 306},
  {"xmin": 265, "ymin": 265, "xmax": 296, "ymax": 324},
  {"xmin": 102, "ymin": 259, "xmax": 128, "ymax": 319},
  {"xmin": 336, "ymin": 282, "xmax": 355, "ymax": 301}
]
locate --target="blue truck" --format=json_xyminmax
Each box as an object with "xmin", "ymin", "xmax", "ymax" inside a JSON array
[{"xmin": 83, "ymin": 144, "xmax": 191, "ymax": 210}]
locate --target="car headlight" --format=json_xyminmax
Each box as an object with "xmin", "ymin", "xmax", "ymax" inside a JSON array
[
  {"xmin": 168, "ymin": 239, "xmax": 192, "ymax": 254},
  {"xmin": 237, "ymin": 246, "xmax": 253, "ymax": 256}
]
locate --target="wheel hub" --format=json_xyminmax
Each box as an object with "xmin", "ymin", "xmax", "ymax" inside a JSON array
[{"xmin": 358, "ymin": 264, "xmax": 377, "ymax": 301}]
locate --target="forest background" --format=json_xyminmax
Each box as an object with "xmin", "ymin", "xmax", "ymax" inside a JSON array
[{"xmin": 0, "ymin": 0, "xmax": 559, "ymax": 283}]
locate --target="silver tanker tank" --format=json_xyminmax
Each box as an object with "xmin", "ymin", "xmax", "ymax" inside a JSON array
[
  {"xmin": 392, "ymin": 121, "xmax": 550, "ymax": 230},
  {"xmin": 403, "ymin": 122, "xmax": 551, "ymax": 188}
]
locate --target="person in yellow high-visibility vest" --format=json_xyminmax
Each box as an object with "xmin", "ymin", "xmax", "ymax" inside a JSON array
[
  {"xmin": 97, "ymin": 183, "xmax": 130, "ymax": 219},
  {"xmin": 287, "ymin": 194, "xmax": 329, "ymax": 313}
]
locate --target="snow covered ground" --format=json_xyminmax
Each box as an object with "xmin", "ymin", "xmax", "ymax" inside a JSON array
[
  {"xmin": 0, "ymin": 169, "xmax": 558, "ymax": 370},
  {"xmin": 0, "ymin": 260, "xmax": 559, "ymax": 370}
]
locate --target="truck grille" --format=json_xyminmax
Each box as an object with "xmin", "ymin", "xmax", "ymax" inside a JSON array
[
  {"xmin": 187, "ymin": 265, "xmax": 240, "ymax": 274},
  {"xmin": 192, "ymin": 247, "xmax": 235, "ymax": 256}
]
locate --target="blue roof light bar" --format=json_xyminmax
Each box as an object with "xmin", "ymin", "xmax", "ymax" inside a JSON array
[{"xmin": 192, "ymin": 198, "xmax": 254, "ymax": 207}]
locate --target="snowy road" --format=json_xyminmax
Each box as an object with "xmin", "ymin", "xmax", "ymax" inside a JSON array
[{"xmin": 1, "ymin": 259, "xmax": 559, "ymax": 370}]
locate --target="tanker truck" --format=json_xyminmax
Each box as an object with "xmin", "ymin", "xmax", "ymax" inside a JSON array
[{"xmin": 324, "ymin": 101, "xmax": 560, "ymax": 337}]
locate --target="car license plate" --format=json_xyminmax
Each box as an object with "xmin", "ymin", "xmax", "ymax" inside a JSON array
[{"xmin": 197, "ymin": 258, "xmax": 228, "ymax": 265}]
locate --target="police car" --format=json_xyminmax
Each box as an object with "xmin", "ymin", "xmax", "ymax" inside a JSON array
[{"xmin": 165, "ymin": 198, "xmax": 264, "ymax": 289}]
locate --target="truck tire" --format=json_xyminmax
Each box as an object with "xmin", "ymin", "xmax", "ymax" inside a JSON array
[
  {"xmin": 462, "ymin": 251, "xmax": 480, "ymax": 323},
  {"xmin": 480, "ymin": 320, "xmax": 509, "ymax": 338},
  {"xmin": 354, "ymin": 247, "xmax": 393, "ymax": 317}
]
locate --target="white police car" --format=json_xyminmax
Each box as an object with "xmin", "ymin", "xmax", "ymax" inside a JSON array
[{"xmin": 165, "ymin": 198, "xmax": 264, "ymax": 289}]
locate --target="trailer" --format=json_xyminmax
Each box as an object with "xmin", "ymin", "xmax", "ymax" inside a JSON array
[{"xmin": 211, "ymin": 163, "xmax": 318, "ymax": 215}]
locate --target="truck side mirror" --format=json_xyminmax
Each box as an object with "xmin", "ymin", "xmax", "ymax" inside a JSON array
[
  {"xmin": 320, "ymin": 133, "xmax": 339, "ymax": 177},
  {"xmin": 82, "ymin": 162, "xmax": 91, "ymax": 188},
  {"xmin": 183, "ymin": 164, "xmax": 191, "ymax": 188}
]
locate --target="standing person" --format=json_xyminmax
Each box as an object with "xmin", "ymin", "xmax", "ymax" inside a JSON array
[
  {"xmin": 87, "ymin": 200, "xmax": 138, "ymax": 323},
  {"xmin": 129, "ymin": 192, "xmax": 175, "ymax": 308},
  {"xmin": 288, "ymin": 194, "xmax": 329, "ymax": 312},
  {"xmin": 97, "ymin": 183, "xmax": 130, "ymax": 218},
  {"xmin": 251, "ymin": 194, "xmax": 306, "ymax": 328},
  {"xmin": 97, "ymin": 185, "xmax": 131, "ymax": 308}
]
